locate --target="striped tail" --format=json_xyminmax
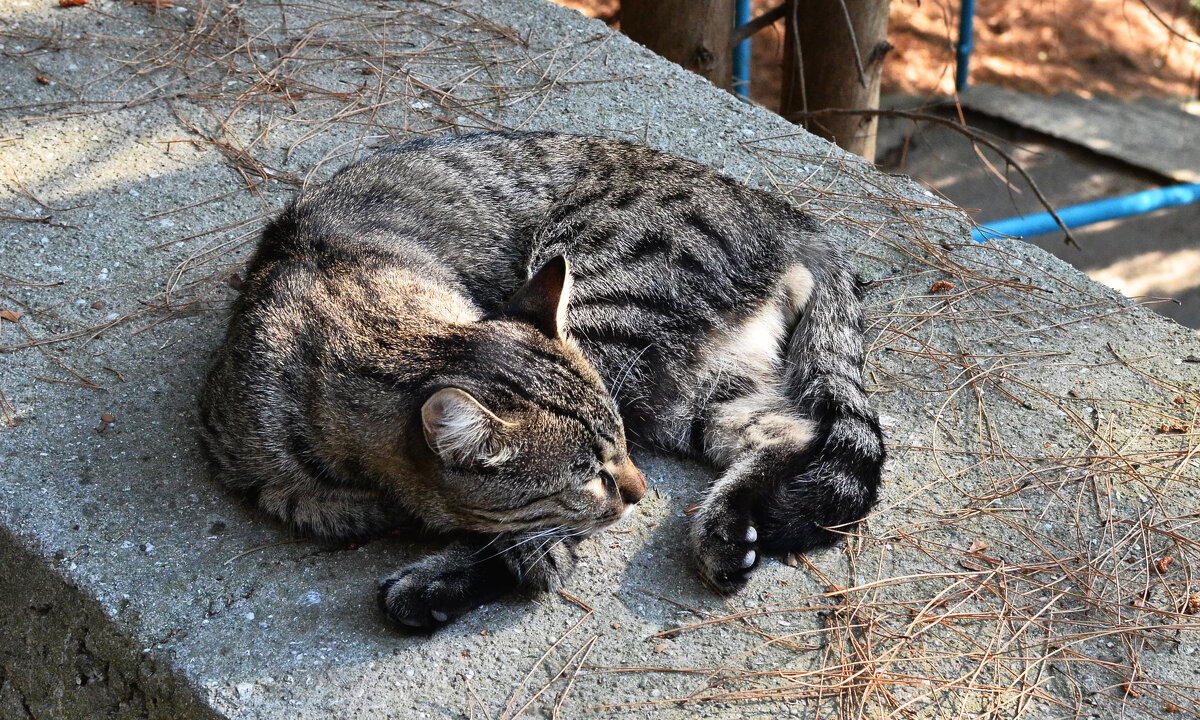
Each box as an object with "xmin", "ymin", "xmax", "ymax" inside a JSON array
[{"xmin": 756, "ymin": 263, "xmax": 885, "ymax": 553}]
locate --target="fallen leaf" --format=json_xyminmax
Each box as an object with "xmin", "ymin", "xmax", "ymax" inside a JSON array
[
  {"xmin": 653, "ymin": 642, "xmax": 669, "ymax": 653},
  {"xmin": 1164, "ymin": 702, "xmax": 1181, "ymax": 713},
  {"xmin": 1182, "ymin": 593, "xmax": 1200, "ymax": 615},
  {"xmin": 1174, "ymin": 396, "xmax": 1186, "ymax": 405},
  {"xmin": 1155, "ymin": 556, "xmax": 1173, "ymax": 573},
  {"xmin": 91, "ymin": 300, "xmax": 106, "ymax": 311},
  {"xmin": 0, "ymin": 309, "xmax": 22, "ymax": 322},
  {"xmin": 95, "ymin": 413, "xmax": 116, "ymax": 434},
  {"xmin": 59, "ymin": 0, "xmax": 87, "ymax": 6},
  {"xmin": 930, "ymin": 280, "xmax": 955, "ymax": 293},
  {"xmin": 1121, "ymin": 682, "xmax": 1141, "ymax": 698},
  {"xmin": 967, "ymin": 539, "xmax": 989, "ymax": 554}
]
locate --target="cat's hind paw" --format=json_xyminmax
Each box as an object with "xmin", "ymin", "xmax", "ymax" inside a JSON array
[{"xmin": 690, "ymin": 501, "xmax": 760, "ymax": 590}]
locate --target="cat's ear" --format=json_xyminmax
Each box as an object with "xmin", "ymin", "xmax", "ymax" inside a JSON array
[
  {"xmin": 505, "ymin": 255, "xmax": 572, "ymax": 339},
  {"xmin": 421, "ymin": 388, "xmax": 510, "ymax": 466}
]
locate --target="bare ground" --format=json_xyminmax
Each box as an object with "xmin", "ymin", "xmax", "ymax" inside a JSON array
[{"xmin": 555, "ymin": 0, "xmax": 1200, "ymax": 104}]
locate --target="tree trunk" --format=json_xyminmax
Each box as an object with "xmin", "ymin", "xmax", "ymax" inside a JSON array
[
  {"xmin": 622, "ymin": 0, "xmax": 736, "ymax": 91},
  {"xmin": 781, "ymin": 0, "xmax": 891, "ymax": 161}
]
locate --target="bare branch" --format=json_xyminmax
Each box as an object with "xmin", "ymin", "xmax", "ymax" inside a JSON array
[{"xmin": 787, "ymin": 107, "xmax": 1082, "ymax": 249}]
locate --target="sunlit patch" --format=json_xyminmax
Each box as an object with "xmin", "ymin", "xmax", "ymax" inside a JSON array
[{"xmin": 1090, "ymin": 248, "xmax": 1200, "ymax": 297}]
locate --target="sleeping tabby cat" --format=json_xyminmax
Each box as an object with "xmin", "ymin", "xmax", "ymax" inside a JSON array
[{"xmin": 199, "ymin": 131, "xmax": 884, "ymax": 632}]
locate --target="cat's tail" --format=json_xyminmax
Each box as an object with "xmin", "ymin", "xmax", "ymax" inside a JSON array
[{"xmin": 756, "ymin": 257, "xmax": 885, "ymax": 553}]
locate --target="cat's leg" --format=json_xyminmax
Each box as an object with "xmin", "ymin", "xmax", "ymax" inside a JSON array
[
  {"xmin": 246, "ymin": 482, "xmax": 409, "ymax": 543},
  {"xmin": 689, "ymin": 385, "xmax": 815, "ymax": 588},
  {"xmin": 378, "ymin": 534, "xmax": 580, "ymax": 632},
  {"xmin": 752, "ymin": 263, "xmax": 885, "ymax": 560},
  {"xmin": 689, "ymin": 260, "xmax": 883, "ymax": 589},
  {"xmin": 689, "ymin": 362, "xmax": 883, "ymax": 588}
]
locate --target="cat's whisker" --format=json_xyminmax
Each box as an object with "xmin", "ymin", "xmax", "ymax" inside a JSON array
[
  {"xmin": 526, "ymin": 535, "xmax": 566, "ymax": 570},
  {"xmin": 468, "ymin": 532, "xmax": 506, "ymax": 558},
  {"xmin": 488, "ymin": 526, "xmax": 567, "ymax": 561}
]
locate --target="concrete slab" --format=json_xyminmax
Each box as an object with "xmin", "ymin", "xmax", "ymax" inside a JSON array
[
  {"xmin": 958, "ymin": 85, "xmax": 1200, "ymax": 183},
  {"xmin": 1, "ymin": 1, "xmax": 1198, "ymax": 719}
]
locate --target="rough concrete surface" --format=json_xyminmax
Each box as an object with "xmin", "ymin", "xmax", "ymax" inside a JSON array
[{"xmin": 1, "ymin": 0, "xmax": 1197, "ymax": 718}]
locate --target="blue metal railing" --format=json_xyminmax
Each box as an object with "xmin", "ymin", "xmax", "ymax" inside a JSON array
[
  {"xmin": 733, "ymin": 0, "xmax": 753, "ymax": 100},
  {"xmin": 972, "ymin": 183, "xmax": 1200, "ymax": 242},
  {"xmin": 956, "ymin": 0, "xmax": 977, "ymax": 91}
]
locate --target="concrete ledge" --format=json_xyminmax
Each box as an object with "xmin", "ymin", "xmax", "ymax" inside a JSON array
[
  {"xmin": 1, "ymin": 0, "xmax": 1198, "ymax": 718},
  {"xmin": 0, "ymin": 531, "xmax": 221, "ymax": 719}
]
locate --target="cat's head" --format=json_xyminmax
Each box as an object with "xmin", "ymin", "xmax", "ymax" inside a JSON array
[{"xmin": 421, "ymin": 256, "xmax": 645, "ymax": 535}]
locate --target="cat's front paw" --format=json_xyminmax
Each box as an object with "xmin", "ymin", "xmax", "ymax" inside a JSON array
[
  {"xmin": 378, "ymin": 556, "xmax": 508, "ymax": 633},
  {"xmin": 690, "ymin": 498, "xmax": 759, "ymax": 590},
  {"xmin": 377, "ymin": 569, "xmax": 454, "ymax": 633}
]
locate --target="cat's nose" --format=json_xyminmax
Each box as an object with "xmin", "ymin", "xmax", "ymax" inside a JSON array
[{"xmin": 618, "ymin": 459, "xmax": 646, "ymax": 505}]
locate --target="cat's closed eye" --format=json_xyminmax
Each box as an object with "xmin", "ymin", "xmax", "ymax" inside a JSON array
[{"xmin": 598, "ymin": 469, "xmax": 617, "ymax": 494}]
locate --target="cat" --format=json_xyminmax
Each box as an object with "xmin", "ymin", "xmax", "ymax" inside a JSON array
[{"xmin": 199, "ymin": 131, "xmax": 884, "ymax": 632}]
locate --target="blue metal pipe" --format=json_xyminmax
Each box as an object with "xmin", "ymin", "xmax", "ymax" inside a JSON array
[
  {"xmin": 955, "ymin": 0, "xmax": 977, "ymax": 91},
  {"xmin": 733, "ymin": 0, "xmax": 752, "ymax": 101},
  {"xmin": 971, "ymin": 182, "xmax": 1200, "ymax": 243}
]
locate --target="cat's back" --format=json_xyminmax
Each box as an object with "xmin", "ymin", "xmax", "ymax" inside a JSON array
[{"xmin": 198, "ymin": 168, "xmax": 484, "ymax": 505}]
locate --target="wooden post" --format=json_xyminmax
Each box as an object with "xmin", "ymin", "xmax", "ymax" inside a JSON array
[
  {"xmin": 781, "ymin": 0, "xmax": 891, "ymax": 161},
  {"xmin": 621, "ymin": 0, "xmax": 736, "ymax": 91}
]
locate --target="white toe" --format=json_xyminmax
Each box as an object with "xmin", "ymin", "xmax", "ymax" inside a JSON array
[
  {"xmin": 742, "ymin": 549, "xmax": 756, "ymax": 568},
  {"xmin": 745, "ymin": 526, "xmax": 758, "ymax": 543},
  {"xmin": 431, "ymin": 610, "xmax": 448, "ymax": 622}
]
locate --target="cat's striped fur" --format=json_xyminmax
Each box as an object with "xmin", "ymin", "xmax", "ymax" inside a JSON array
[{"xmin": 199, "ymin": 131, "xmax": 884, "ymax": 631}]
